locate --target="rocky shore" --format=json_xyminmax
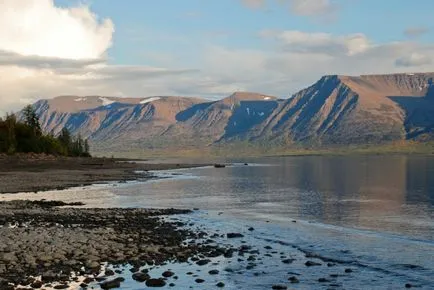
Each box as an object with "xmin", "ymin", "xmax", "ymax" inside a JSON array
[
  {"xmin": 0, "ymin": 200, "xmax": 233, "ymax": 289},
  {"xmin": 0, "ymin": 154, "xmax": 207, "ymax": 194}
]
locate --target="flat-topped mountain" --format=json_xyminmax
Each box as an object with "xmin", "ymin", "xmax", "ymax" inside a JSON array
[{"xmin": 32, "ymin": 73, "xmax": 434, "ymax": 153}]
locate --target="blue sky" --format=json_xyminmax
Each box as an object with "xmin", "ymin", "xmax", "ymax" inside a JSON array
[
  {"xmin": 0, "ymin": 0, "xmax": 434, "ymax": 113},
  {"xmin": 55, "ymin": 0, "xmax": 434, "ymax": 66}
]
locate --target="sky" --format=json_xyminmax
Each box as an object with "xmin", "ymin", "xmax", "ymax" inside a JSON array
[{"xmin": 1, "ymin": 0, "xmax": 434, "ymax": 114}]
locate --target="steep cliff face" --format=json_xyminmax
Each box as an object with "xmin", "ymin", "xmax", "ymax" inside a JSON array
[{"xmin": 33, "ymin": 73, "xmax": 434, "ymax": 152}]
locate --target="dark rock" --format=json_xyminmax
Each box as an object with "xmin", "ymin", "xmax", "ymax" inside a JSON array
[
  {"xmin": 216, "ymin": 282, "xmax": 225, "ymax": 288},
  {"xmin": 272, "ymin": 285, "xmax": 288, "ymax": 289},
  {"xmin": 162, "ymin": 271, "xmax": 174, "ymax": 278},
  {"xmin": 30, "ymin": 281, "xmax": 43, "ymax": 288},
  {"xmin": 100, "ymin": 279, "xmax": 121, "ymax": 289},
  {"xmin": 344, "ymin": 268, "xmax": 353, "ymax": 273},
  {"xmin": 145, "ymin": 278, "xmax": 166, "ymax": 287},
  {"xmin": 288, "ymin": 276, "xmax": 299, "ymax": 283},
  {"xmin": 53, "ymin": 284, "xmax": 69, "ymax": 289},
  {"xmin": 132, "ymin": 272, "xmax": 150, "ymax": 282},
  {"xmin": 195, "ymin": 278, "xmax": 205, "ymax": 283},
  {"xmin": 105, "ymin": 269, "xmax": 115, "ymax": 276},
  {"xmin": 318, "ymin": 278, "xmax": 330, "ymax": 283},
  {"xmin": 405, "ymin": 283, "xmax": 413, "ymax": 288},
  {"xmin": 282, "ymin": 259, "xmax": 295, "ymax": 264},
  {"xmin": 227, "ymin": 233, "xmax": 244, "ymax": 239},
  {"xmin": 248, "ymin": 227, "xmax": 254, "ymax": 231},
  {"xmin": 209, "ymin": 269, "xmax": 219, "ymax": 275},
  {"xmin": 196, "ymin": 259, "xmax": 211, "ymax": 266},
  {"xmin": 305, "ymin": 261, "xmax": 322, "ymax": 267}
]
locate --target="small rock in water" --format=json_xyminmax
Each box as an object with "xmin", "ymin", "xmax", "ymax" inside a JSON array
[
  {"xmin": 162, "ymin": 271, "xmax": 175, "ymax": 277},
  {"xmin": 196, "ymin": 259, "xmax": 211, "ymax": 266},
  {"xmin": 405, "ymin": 283, "xmax": 413, "ymax": 288},
  {"xmin": 305, "ymin": 261, "xmax": 322, "ymax": 267},
  {"xmin": 209, "ymin": 269, "xmax": 219, "ymax": 275},
  {"xmin": 344, "ymin": 268, "xmax": 353, "ymax": 273},
  {"xmin": 100, "ymin": 279, "xmax": 121, "ymax": 289},
  {"xmin": 227, "ymin": 233, "xmax": 244, "ymax": 239},
  {"xmin": 132, "ymin": 272, "xmax": 150, "ymax": 282},
  {"xmin": 248, "ymin": 227, "xmax": 255, "ymax": 231},
  {"xmin": 216, "ymin": 282, "xmax": 225, "ymax": 288},
  {"xmin": 288, "ymin": 276, "xmax": 299, "ymax": 283},
  {"xmin": 105, "ymin": 269, "xmax": 115, "ymax": 276},
  {"xmin": 282, "ymin": 258, "xmax": 295, "ymax": 264},
  {"xmin": 318, "ymin": 278, "xmax": 330, "ymax": 283},
  {"xmin": 195, "ymin": 278, "xmax": 205, "ymax": 283},
  {"xmin": 272, "ymin": 285, "xmax": 288, "ymax": 290},
  {"xmin": 145, "ymin": 278, "xmax": 166, "ymax": 287}
]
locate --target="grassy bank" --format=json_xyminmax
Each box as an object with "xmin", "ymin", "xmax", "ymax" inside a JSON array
[{"xmin": 93, "ymin": 141, "xmax": 434, "ymax": 159}]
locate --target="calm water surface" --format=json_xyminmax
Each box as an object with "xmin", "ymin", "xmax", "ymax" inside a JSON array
[{"xmin": 117, "ymin": 155, "xmax": 434, "ymax": 241}]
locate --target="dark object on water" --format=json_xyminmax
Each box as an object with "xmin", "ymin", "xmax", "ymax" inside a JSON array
[
  {"xmin": 244, "ymin": 163, "xmax": 249, "ymax": 166},
  {"xmin": 226, "ymin": 233, "xmax": 244, "ymax": 238},
  {"xmin": 214, "ymin": 164, "xmax": 226, "ymax": 168}
]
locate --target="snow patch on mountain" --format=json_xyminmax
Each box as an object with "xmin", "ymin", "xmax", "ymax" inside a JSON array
[
  {"xmin": 99, "ymin": 97, "xmax": 115, "ymax": 106},
  {"xmin": 140, "ymin": 97, "xmax": 161, "ymax": 104}
]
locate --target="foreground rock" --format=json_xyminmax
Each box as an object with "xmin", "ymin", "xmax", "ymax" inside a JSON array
[{"xmin": 0, "ymin": 200, "xmax": 229, "ymax": 289}]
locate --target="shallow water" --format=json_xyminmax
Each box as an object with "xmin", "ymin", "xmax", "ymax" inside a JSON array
[{"xmin": 3, "ymin": 155, "xmax": 434, "ymax": 289}]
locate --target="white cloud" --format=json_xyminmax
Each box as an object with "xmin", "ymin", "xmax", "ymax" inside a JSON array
[
  {"xmin": 404, "ymin": 27, "xmax": 430, "ymax": 38},
  {"xmin": 395, "ymin": 53, "xmax": 432, "ymax": 67},
  {"xmin": 241, "ymin": 0, "xmax": 338, "ymax": 19},
  {"xmin": 289, "ymin": 0, "xmax": 336, "ymax": 17},
  {"xmin": 0, "ymin": 0, "xmax": 199, "ymax": 113},
  {"xmin": 261, "ymin": 30, "xmax": 370, "ymax": 56}
]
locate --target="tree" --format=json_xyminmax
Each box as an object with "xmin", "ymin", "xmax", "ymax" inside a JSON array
[
  {"xmin": 84, "ymin": 139, "xmax": 90, "ymax": 155},
  {"xmin": 22, "ymin": 105, "xmax": 41, "ymax": 136},
  {"xmin": 58, "ymin": 127, "xmax": 72, "ymax": 152}
]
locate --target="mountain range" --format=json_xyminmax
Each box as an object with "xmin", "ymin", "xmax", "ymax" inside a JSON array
[{"xmin": 32, "ymin": 73, "xmax": 434, "ymax": 154}]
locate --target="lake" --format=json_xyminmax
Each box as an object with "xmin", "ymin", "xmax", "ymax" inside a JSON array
[{"xmin": 4, "ymin": 155, "xmax": 434, "ymax": 289}]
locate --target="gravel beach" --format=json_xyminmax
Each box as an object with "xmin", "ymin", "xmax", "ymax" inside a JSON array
[
  {"xmin": 0, "ymin": 200, "xmax": 233, "ymax": 289},
  {"xmin": 0, "ymin": 154, "xmax": 207, "ymax": 194}
]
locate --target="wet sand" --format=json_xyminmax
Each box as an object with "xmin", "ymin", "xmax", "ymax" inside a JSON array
[{"xmin": 0, "ymin": 155, "xmax": 207, "ymax": 194}]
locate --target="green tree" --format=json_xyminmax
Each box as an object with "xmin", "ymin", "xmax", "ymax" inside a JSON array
[{"xmin": 22, "ymin": 105, "xmax": 41, "ymax": 137}]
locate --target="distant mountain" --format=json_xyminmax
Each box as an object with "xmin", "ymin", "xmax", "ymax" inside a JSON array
[{"xmin": 33, "ymin": 73, "xmax": 434, "ymax": 153}]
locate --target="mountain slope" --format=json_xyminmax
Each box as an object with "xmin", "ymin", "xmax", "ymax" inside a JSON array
[{"xmin": 32, "ymin": 73, "xmax": 434, "ymax": 153}]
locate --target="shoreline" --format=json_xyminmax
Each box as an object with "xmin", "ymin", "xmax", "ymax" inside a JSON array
[{"xmin": 0, "ymin": 155, "xmax": 209, "ymax": 194}]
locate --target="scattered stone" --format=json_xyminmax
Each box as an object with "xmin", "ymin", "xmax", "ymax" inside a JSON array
[
  {"xmin": 405, "ymin": 283, "xmax": 413, "ymax": 288},
  {"xmin": 248, "ymin": 227, "xmax": 255, "ymax": 231},
  {"xmin": 305, "ymin": 261, "xmax": 322, "ymax": 267},
  {"xmin": 288, "ymin": 276, "xmax": 299, "ymax": 283},
  {"xmin": 196, "ymin": 259, "xmax": 211, "ymax": 266},
  {"xmin": 216, "ymin": 282, "xmax": 225, "ymax": 288},
  {"xmin": 195, "ymin": 278, "xmax": 205, "ymax": 283},
  {"xmin": 272, "ymin": 285, "xmax": 288, "ymax": 290},
  {"xmin": 100, "ymin": 279, "xmax": 121, "ymax": 289},
  {"xmin": 282, "ymin": 258, "xmax": 295, "ymax": 264},
  {"xmin": 344, "ymin": 268, "xmax": 353, "ymax": 273},
  {"xmin": 209, "ymin": 269, "xmax": 219, "ymax": 275},
  {"xmin": 162, "ymin": 271, "xmax": 175, "ymax": 278},
  {"xmin": 105, "ymin": 269, "xmax": 115, "ymax": 276},
  {"xmin": 145, "ymin": 278, "xmax": 166, "ymax": 287},
  {"xmin": 132, "ymin": 272, "xmax": 150, "ymax": 282},
  {"xmin": 318, "ymin": 278, "xmax": 330, "ymax": 283},
  {"xmin": 227, "ymin": 233, "xmax": 244, "ymax": 239}
]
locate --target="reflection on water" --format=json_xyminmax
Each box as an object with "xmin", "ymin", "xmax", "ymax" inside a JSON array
[{"xmin": 111, "ymin": 155, "xmax": 434, "ymax": 241}]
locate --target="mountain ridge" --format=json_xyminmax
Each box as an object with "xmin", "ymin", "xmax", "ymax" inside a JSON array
[{"xmin": 32, "ymin": 72, "xmax": 434, "ymax": 153}]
